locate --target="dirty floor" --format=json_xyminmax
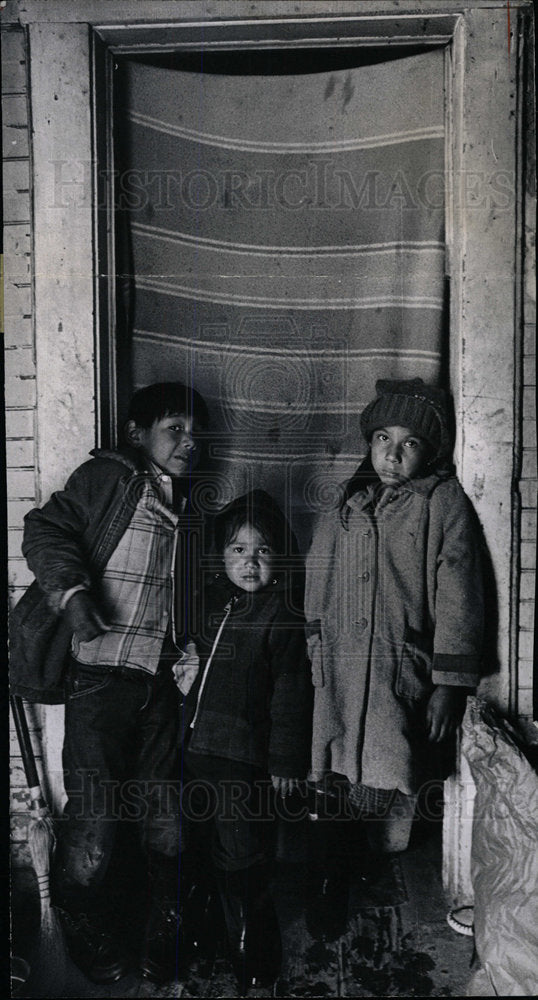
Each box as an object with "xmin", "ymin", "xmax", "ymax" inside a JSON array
[{"xmin": 11, "ymin": 822, "xmax": 475, "ymax": 998}]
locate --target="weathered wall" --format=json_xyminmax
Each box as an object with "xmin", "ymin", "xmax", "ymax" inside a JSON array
[
  {"xmin": 518, "ymin": 19, "xmax": 536, "ymax": 722},
  {"xmin": 3, "ymin": 26, "xmax": 34, "ymax": 608},
  {"xmin": 2, "ymin": 23, "xmax": 45, "ymax": 885}
]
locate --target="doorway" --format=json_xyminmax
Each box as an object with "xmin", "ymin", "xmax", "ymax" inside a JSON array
[{"xmin": 109, "ymin": 44, "xmax": 448, "ymax": 546}]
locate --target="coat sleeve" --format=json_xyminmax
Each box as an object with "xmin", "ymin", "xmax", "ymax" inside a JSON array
[
  {"xmin": 430, "ymin": 480, "xmax": 485, "ymax": 688},
  {"xmin": 267, "ymin": 604, "xmax": 313, "ymax": 779},
  {"xmin": 304, "ymin": 510, "xmax": 339, "ymax": 639},
  {"xmin": 21, "ymin": 459, "xmax": 124, "ymax": 614}
]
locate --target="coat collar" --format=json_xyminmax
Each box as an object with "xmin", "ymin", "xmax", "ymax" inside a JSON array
[
  {"xmin": 90, "ymin": 446, "xmax": 149, "ymax": 473},
  {"xmin": 345, "ymin": 470, "xmax": 452, "ymax": 513},
  {"xmin": 209, "ymin": 570, "xmax": 284, "ymax": 607}
]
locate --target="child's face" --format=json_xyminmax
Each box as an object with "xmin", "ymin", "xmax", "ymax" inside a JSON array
[
  {"xmin": 370, "ymin": 425, "xmax": 430, "ymax": 484},
  {"xmin": 223, "ymin": 524, "xmax": 275, "ymax": 592},
  {"xmin": 134, "ymin": 412, "xmax": 202, "ymax": 476}
]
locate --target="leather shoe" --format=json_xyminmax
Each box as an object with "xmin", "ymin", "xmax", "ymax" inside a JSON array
[
  {"xmin": 183, "ymin": 879, "xmax": 226, "ymax": 962},
  {"xmin": 139, "ymin": 897, "xmax": 182, "ymax": 983},
  {"xmin": 217, "ymin": 867, "xmax": 282, "ymax": 992},
  {"xmin": 58, "ymin": 906, "xmax": 131, "ymax": 984},
  {"xmin": 305, "ymin": 873, "xmax": 349, "ymax": 942}
]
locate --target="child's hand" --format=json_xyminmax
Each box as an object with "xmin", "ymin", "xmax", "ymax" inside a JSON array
[
  {"xmin": 271, "ymin": 776, "xmax": 301, "ymax": 797},
  {"xmin": 173, "ymin": 641, "xmax": 200, "ymax": 696},
  {"xmin": 64, "ymin": 590, "xmax": 110, "ymax": 642},
  {"xmin": 426, "ymin": 685, "xmax": 468, "ymax": 742}
]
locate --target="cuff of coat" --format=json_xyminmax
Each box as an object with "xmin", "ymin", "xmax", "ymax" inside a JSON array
[
  {"xmin": 305, "ymin": 619, "xmax": 321, "ymax": 640},
  {"xmin": 59, "ymin": 584, "xmax": 89, "ymax": 612},
  {"xmin": 46, "ymin": 574, "xmax": 91, "ymax": 615},
  {"xmin": 432, "ymin": 653, "xmax": 481, "ymax": 688}
]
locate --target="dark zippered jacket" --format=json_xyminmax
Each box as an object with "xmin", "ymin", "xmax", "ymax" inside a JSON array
[{"xmin": 183, "ymin": 572, "xmax": 313, "ymax": 779}]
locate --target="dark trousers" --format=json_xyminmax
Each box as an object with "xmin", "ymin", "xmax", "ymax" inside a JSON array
[
  {"xmin": 58, "ymin": 657, "xmax": 182, "ymax": 902},
  {"xmin": 179, "ymin": 749, "xmax": 283, "ymax": 986},
  {"xmin": 180, "ymin": 747, "xmax": 272, "ymax": 873}
]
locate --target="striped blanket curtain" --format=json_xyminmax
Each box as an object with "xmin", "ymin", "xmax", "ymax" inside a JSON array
[{"xmin": 115, "ymin": 49, "xmax": 446, "ymax": 546}]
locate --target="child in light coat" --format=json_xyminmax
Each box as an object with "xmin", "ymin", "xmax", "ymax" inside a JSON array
[{"xmin": 305, "ymin": 378, "xmax": 484, "ymax": 936}]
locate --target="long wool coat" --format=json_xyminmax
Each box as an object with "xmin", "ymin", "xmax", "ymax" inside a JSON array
[{"xmin": 305, "ymin": 469, "xmax": 484, "ymax": 794}]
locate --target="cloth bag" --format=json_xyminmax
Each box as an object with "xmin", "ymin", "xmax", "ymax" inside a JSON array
[{"xmin": 461, "ymin": 697, "xmax": 538, "ymax": 997}]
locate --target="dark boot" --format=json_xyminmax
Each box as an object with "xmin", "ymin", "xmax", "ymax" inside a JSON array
[
  {"xmin": 52, "ymin": 860, "xmax": 132, "ymax": 984},
  {"xmin": 305, "ymin": 867, "xmax": 350, "ymax": 941},
  {"xmin": 216, "ymin": 865, "xmax": 282, "ymax": 992},
  {"xmin": 56, "ymin": 895, "xmax": 132, "ymax": 985},
  {"xmin": 305, "ymin": 811, "xmax": 350, "ymax": 942},
  {"xmin": 140, "ymin": 853, "xmax": 183, "ymax": 983},
  {"xmin": 181, "ymin": 871, "xmax": 227, "ymax": 965},
  {"xmin": 140, "ymin": 895, "xmax": 183, "ymax": 983},
  {"xmin": 60, "ymin": 909, "xmax": 132, "ymax": 985}
]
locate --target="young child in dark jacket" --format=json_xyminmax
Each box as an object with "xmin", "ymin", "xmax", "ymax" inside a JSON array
[
  {"xmin": 305, "ymin": 378, "xmax": 485, "ymax": 938},
  {"xmin": 17, "ymin": 382, "xmax": 209, "ymax": 985},
  {"xmin": 173, "ymin": 489, "xmax": 313, "ymax": 992}
]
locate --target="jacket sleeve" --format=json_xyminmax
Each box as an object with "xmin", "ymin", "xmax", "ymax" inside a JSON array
[
  {"xmin": 304, "ymin": 511, "xmax": 338, "ymax": 640},
  {"xmin": 430, "ymin": 480, "xmax": 485, "ymax": 688},
  {"xmin": 21, "ymin": 458, "xmax": 124, "ymax": 614},
  {"xmin": 267, "ymin": 604, "xmax": 313, "ymax": 779}
]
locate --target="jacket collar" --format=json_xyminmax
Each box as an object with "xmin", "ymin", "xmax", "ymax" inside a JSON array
[
  {"xmin": 209, "ymin": 570, "xmax": 284, "ymax": 606},
  {"xmin": 90, "ymin": 448, "xmax": 192, "ymax": 515},
  {"xmin": 90, "ymin": 446, "xmax": 148, "ymax": 473},
  {"xmin": 345, "ymin": 469, "xmax": 452, "ymax": 512}
]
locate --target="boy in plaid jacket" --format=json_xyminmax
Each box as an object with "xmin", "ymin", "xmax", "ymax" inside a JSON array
[{"xmin": 19, "ymin": 382, "xmax": 209, "ymax": 985}]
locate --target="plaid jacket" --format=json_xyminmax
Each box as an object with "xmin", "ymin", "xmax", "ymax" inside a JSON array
[{"xmin": 17, "ymin": 449, "xmax": 204, "ymax": 688}]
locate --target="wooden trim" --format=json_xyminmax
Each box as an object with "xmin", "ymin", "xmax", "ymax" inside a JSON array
[
  {"xmin": 9, "ymin": 0, "xmax": 534, "ymax": 26},
  {"xmin": 29, "ymin": 22, "xmax": 96, "ymax": 504},
  {"xmin": 447, "ymin": 16, "xmax": 465, "ymax": 465},
  {"xmin": 510, "ymin": 9, "xmax": 529, "ymax": 716},
  {"xmin": 92, "ymin": 33, "xmax": 117, "ymax": 449},
  {"xmin": 94, "ymin": 15, "xmax": 459, "ymax": 52}
]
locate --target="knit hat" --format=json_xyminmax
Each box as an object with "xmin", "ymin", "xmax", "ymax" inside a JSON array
[{"xmin": 360, "ymin": 378, "xmax": 451, "ymax": 459}]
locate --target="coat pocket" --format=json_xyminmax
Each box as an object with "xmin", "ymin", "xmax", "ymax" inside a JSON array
[
  {"xmin": 395, "ymin": 628, "xmax": 433, "ymax": 702},
  {"xmin": 67, "ymin": 664, "xmax": 113, "ymax": 700}
]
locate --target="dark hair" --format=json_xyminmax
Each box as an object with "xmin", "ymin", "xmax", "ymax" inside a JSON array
[
  {"xmin": 214, "ymin": 490, "xmax": 299, "ymax": 558},
  {"xmin": 127, "ymin": 382, "xmax": 209, "ymax": 429}
]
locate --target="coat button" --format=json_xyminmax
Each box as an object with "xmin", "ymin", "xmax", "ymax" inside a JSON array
[
  {"xmin": 354, "ymin": 618, "xmax": 368, "ymax": 631},
  {"xmin": 361, "ymin": 571, "xmax": 370, "ymax": 581},
  {"xmin": 362, "ymin": 529, "xmax": 372, "ymax": 537}
]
